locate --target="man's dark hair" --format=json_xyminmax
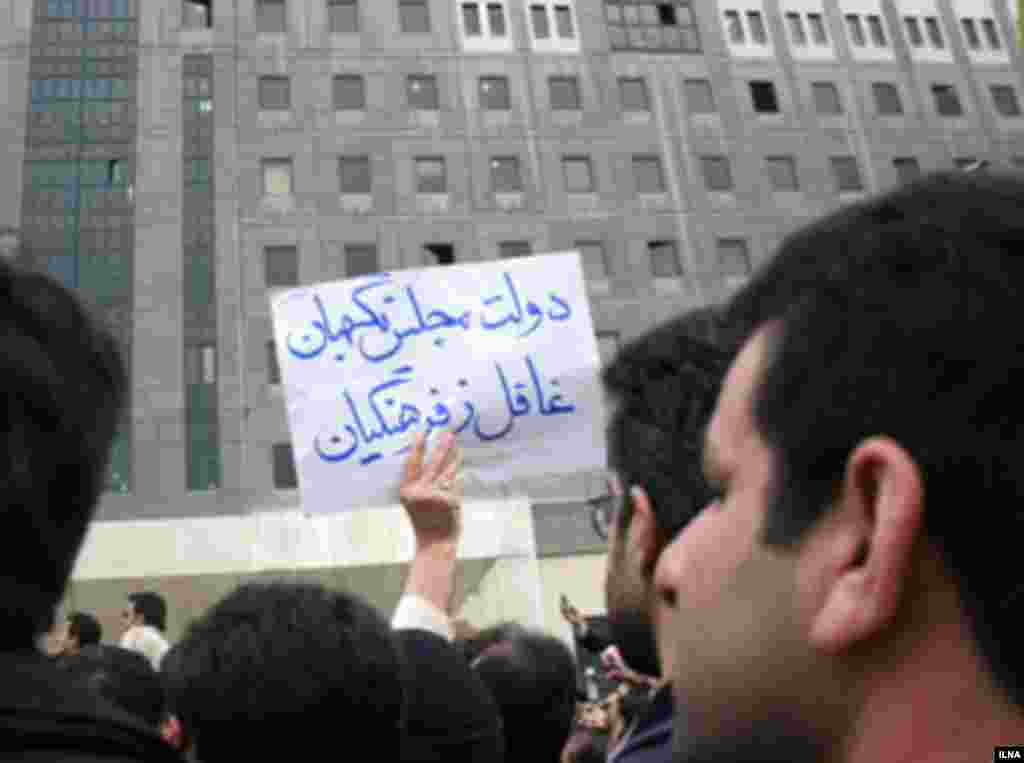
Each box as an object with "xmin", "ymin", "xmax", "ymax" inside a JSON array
[
  {"xmin": 0, "ymin": 259, "xmax": 127, "ymax": 649},
  {"xmin": 162, "ymin": 580, "xmax": 404, "ymax": 762},
  {"xmin": 68, "ymin": 611, "xmax": 103, "ymax": 648},
  {"xmin": 457, "ymin": 621, "xmax": 527, "ymax": 665},
  {"xmin": 127, "ymin": 592, "xmax": 167, "ymax": 632},
  {"xmin": 602, "ymin": 307, "xmax": 732, "ymax": 555},
  {"xmin": 471, "ymin": 623, "xmax": 577, "ymax": 762},
  {"xmin": 59, "ymin": 644, "xmax": 166, "ymax": 728},
  {"xmin": 724, "ymin": 170, "xmax": 1024, "ymax": 707}
]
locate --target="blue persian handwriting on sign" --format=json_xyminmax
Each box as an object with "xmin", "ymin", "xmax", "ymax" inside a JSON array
[{"xmin": 271, "ymin": 251, "xmax": 606, "ymax": 513}]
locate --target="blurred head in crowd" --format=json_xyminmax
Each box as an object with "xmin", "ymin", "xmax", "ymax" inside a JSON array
[
  {"xmin": 58, "ymin": 611, "xmax": 103, "ymax": 656},
  {"xmin": 124, "ymin": 591, "xmax": 167, "ymax": 633},
  {"xmin": 470, "ymin": 623, "xmax": 577, "ymax": 762},
  {"xmin": 600, "ymin": 308, "xmax": 732, "ymax": 677},
  {"xmin": 59, "ymin": 644, "xmax": 166, "ymax": 728},
  {"xmin": 0, "ymin": 258, "xmax": 127, "ymax": 650},
  {"xmin": 655, "ymin": 170, "xmax": 1024, "ymax": 762},
  {"xmin": 162, "ymin": 580, "xmax": 404, "ymax": 762},
  {"xmin": 457, "ymin": 620, "xmax": 526, "ymax": 665}
]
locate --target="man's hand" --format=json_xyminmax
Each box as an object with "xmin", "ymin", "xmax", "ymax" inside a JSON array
[
  {"xmin": 400, "ymin": 432, "xmax": 463, "ymax": 551},
  {"xmin": 602, "ymin": 645, "xmax": 658, "ymax": 688},
  {"xmin": 560, "ymin": 596, "xmax": 584, "ymax": 627}
]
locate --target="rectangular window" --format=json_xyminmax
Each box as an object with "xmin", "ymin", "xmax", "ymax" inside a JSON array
[
  {"xmin": 463, "ymin": 2, "xmax": 481, "ymax": 34},
  {"xmin": 717, "ymin": 238, "xmax": 751, "ymax": 282},
  {"xmin": 700, "ymin": 155, "xmax": 733, "ymax": 191},
  {"xmin": 185, "ymin": 344, "xmax": 218, "ymax": 386},
  {"xmin": 808, "ymin": 12, "xmax": 827, "ymax": 43},
  {"xmin": 491, "ymin": 156, "xmax": 523, "ymax": 192},
  {"xmin": 904, "ymin": 16, "xmax": 924, "ymax": 46},
  {"xmin": 183, "ymin": 0, "xmax": 213, "ymax": 29},
  {"xmin": 329, "ymin": 0, "xmax": 359, "ymax": 32},
  {"xmin": 787, "ymin": 12, "xmax": 807, "ymax": 45},
  {"xmin": 750, "ymin": 81, "xmax": 779, "ymax": 113},
  {"xmin": 724, "ymin": 10, "xmax": 744, "ymax": 42},
  {"xmin": 924, "ymin": 17, "xmax": 944, "ymax": 47},
  {"xmin": 415, "ymin": 156, "xmax": 447, "ymax": 193},
  {"xmin": 765, "ymin": 155, "xmax": 799, "ymax": 190},
  {"xmin": 424, "ymin": 243, "xmax": 456, "ymax": 265},
  {"xmin": 575, "ymin": 240, "xmax": 609, "ymax": 280},
  {"xmin": 563, "ymin": 155, "xmax": 595, "ymax": 192},
  {"xmin": 258, "ymin": 76, "xmax": 290, "ymax": 110},
  {"xmin": 846, "ymin": 14, "xmax": 866, "ymax": 45},
  {"xmin": 991, "ymin": 85, "xmax": 1021, "ymax": 117},
  {"xmin": 812, "ymin": 82, "xmax": 843, "ymax": 115},
  {"xmin": 648, "ymin": 239, "xmax": 681, "ymax": 277},
  {"xmin": 267, "ymin": 340, "xmax": 281, "ymax": 385},
  {"xmin": 479, "ymin": 76, "xmax": 511, "ymax": 109},
  {"xmin": 684, "ymin": 78, "xmax": 716, "ymax": 113},
  {"xmin": 499, "ymin": 241, "xmax": 532, "ymax": 258},
  {"xmin": 487, "ymin": 3, "xmax": 507, "ymax": 35},
  {"xmin": 747, "ymin": 10, "xmax": 767, "ymax": 43},
  {"xmin": 555, "ymin": 5, "xmax": 574, "ymax": 37},
  {"xmin": 619, "ymin": 77, "xmax": 650, "ymax": 112},
  {"xmin": 339, "ymin": 155, "xmax": 371, "ymax": 193},
  {"xmin": 873, "ymin": 83, "xmax": 903, "ymax": 115},
  {"xmin": 830, "ymin": 156, "xmax": 863, "ymax": 192},
  {"xmin": 272, "ymin": 443, "xmax": 298, "ymax": 489},
  {"xmin": 262, "ymin": 158, "xmax": 293, "ymax": 196},
  {"xmin": 892, "ymin": 157, "xmax": 921, "ymax": 184},
  {"xmin": 265, "ymin": 245, "xmax": 298, "ymax": 287},
  {"xmin": 407, "ymin": 75, "xmax": 439, "ymax": 110},
  {"xmin": 399, "ymin": 0, "xmax": 431, "ymax": 33},
  {"xmin": 531, "ymin": 4, "xmax": 550, "ymax": 37},
  {"xmin": 961, "ymin": 17, "xmax": 981, "ymax": 48},
  {"xmin": 932, "ymin": 84, "xmax": 963, "ymax": 116},
  {"xmin": 549, "ymin": 76, "xmax": 582, "ymax": 110},
  {"xmin": 333, "ymin": 75, "xmax": 365, "ymax": 110},
  {"xmin": 345, "ymin": 244, "xmax": 379, "ymax": 276},
  {"xmin": 981, "ymin": 18, "xmax": 1000, "ymax": 48},
  {"xmin": 606, "ymin": 0, "xmax": 702, "ymax": 51},
  {"xmin": 633, "ymin": 155, "xmax": 666, "ymax": 193},
  {"xmin": 867, "ymin": 14, "xmax": 887, "ymax": 45},
  {"xmin": 255, "ymin": 0, "xmax": 287, "ymax": 33}
]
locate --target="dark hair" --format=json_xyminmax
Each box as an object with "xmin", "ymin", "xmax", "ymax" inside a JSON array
[
  {"xmin": 59, "ymin": 644, "xmax": 165, "ymax": 727},
  {"xmin": 67, "ymin": 611, "xmax": 103, "ymax": 648},
  {"xmin": 471, "ymin": 624, "xmax": 577, "ymax": 762},
  {"xmin": 724, "ymin": 170, "xmax": 1024, "ymax": 707},
  {"xmin": 457, "ymin": 621, "xmax": 528, "ymax": 665},
  {"xmin": 602, "ymin": 307, "xmax": 732, "ymax": 555},
  {"xmin": 162, "ymin": 580, "xmax": 404, "ymax": 762},
  {"xmin": 0, "ymin": 259, "xmax": 127, "ymax": 649},
  {"xmin": 127, "ymin": 592, "xmax": 167, "ymax": 632}
]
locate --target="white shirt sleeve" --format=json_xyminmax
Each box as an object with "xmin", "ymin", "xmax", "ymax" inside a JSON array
[{"xmin": 391, "ymin": 594, "xmax": 454, "ymax": 642}]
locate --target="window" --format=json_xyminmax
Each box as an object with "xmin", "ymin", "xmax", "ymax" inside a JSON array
[
  {"xmin": 597, "ymin": 331, "xmax": 620, "ymax": 365},
  {"xmin": 345, "ymin": 244, "xmax": 379, "ymax": 276},
  {"xmin": 619, "ymin": 77, "xmax": 650, "ymax": 112},
  {"xmin": 488, "ymin": 3, "xmax": 507, "ymax": 35},
  {"xmin": 747, "ymin": 10, "xmax": 767, "ymax": 43},
  {"xmin": 717, "ymin": 238, "xmax": 751, "ymax": 283},
  {"xmin": 872, "ymin": 83, "xmax": 903, "ymax": 115},
  {"xmin": 724, "ymin": 10, "xmax": 744, "ymax": 42},
  {"xmin": 272, "ymin": 443, "xmax": 298, "ymax": 489},
  {"xmin": 255, "ymin": 0, "xmax": 286, "ymax": 33},
  {"xmin": 812, "ymin": 82, "xmax": 842, "ymax": 115},
  {"xmin": 339, "ymin": 156, "xmax": 371, "ymax": 193},
  {"xmin": 575, "ymin": 240, "xmax": 610, "ymax": 281},
  {"xmin": 1012, "ymin": 156, "xmax": 1024, "ymax": 169},
  {"xmin": 904, "ymin": 16, "xmax": 923, "ymax": 46},
  {"xmin": 787, "ymin": 12, "xmax": 807, "ymax": 45},
  {"xmin": 808, "ymin": 12, "xmax": 827, "ymax": 43},
  {"xmin": 981, "ymin": 18, "xmax": 1000, "ymax": 48},
  {"xmin": 262, "ymin": 158, "xmax": 293, "ymax": 196},
  {"xmin": 961, "ymin": 18, "xmax": 980, "ymax": 48},
  {"xmin": 867, "ymin": 15, "xmax": 887, "ymax": 45},
  {"xmin": 846, "ymin": 14, "xmax": 866, "ymax": 45},
  {"xmin": 830, "ymin": 156, "xmax": 863, "ymax": 192},
  {"xmin": 258, "ymin": 76, "xmax": 290, "ymax": 110},
  {"xmin": 415, "ymin": 156, "xmax": 447, "ymax": 193},
  {"xmin": 186, "ymin": 345, "xmax": 218, "ymax": 386},
  {"xmin": 329, "ymin": 0, "xmax": 359, "ymax": 32},
  {"xmin": 183, "ymin": 0, "xmax": 212, "ymax": 29},
  {"xmin": 633, "ymin": 155, "xmax": 666, "ymax": 193},
  {"xmin": 549, "ymin": 76, "xmax": 581, "ymax": 110},
  {"xmin": 892, "ymin": 157, "xmax": 921, "ymax": 184},
  {"xmin": 531, "ymin": 4, "xmax": 550, "ymax": 37},
  {"xmin": 555, "ymin": 5, "xmax": 574, "ymax": 37},
  {"xmin": 563, "ymin": 156, "xmax": 595, "ymax": 192},
  {"xmin": 185, "ymin": 158, "xmax": 211, "ymax": 186},
  {"xmin": 265, "ymin": 245, "xmax": 298, "ymax": 287},
  {"xmin": 749, "ymin": 81, "xmax": 779, "ymax": 113},
  {"xmin": 932, "ymin": 84, "xmax": 963, "ymax": 116},
  {"xmin": 991, "ymin": 85, "xmax": 1021, "ymax": 117},
  {"xmin": 924, "ymin": 17, "xmax": 943, "ymax": 47},
  {"xmin": 605, "ymin": 0, "xmax": 702, "ymax": 52},
  {"xmin": 479, "ymin": 76, "xmax": 511, "ymax": 109},
  {"xmin": 684, "ymin": 78, "xmax": 715, "ymax": 113},
  {"xmin": 399, "ymin": 0, "xmax": 431, "ymax": 33},
  {"xmin": 648, "ymin": 239, "xmax": 681, "ymax": 277},
  {"xmin": 499, "ymin": 241, "xmax": 532, "ymax": 258},
  {"xmin": 333, "ymin": 75, "xmax": 365, "ymax": 110},
  {"xmin": 463, "ymin": 2, "xmax": 482, "ymax": 34},
  {"xmin": 267, "ymin": 340, "xmax": 281, "ymax": 385},
  {"xmin": 765, "ymin": 155, "xmax": 799, "ymax": 190},
  {"xmin": 407, "ymin": 75, "xmax": 439, "ymax": 110},
  {"xmin": 700, "ymin": 156, "xmax": 733, "ymax": 191},
  {"xmin": 424, "ymin": 243, "xmax": 456, "ymax": 265},
  {"xmin": 491, "ymin": 156, "xmax": 523, "ymax": 192}
]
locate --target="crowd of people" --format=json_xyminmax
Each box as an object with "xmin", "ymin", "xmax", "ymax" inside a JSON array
[{"xmin": 2, "ymin": 169, "xmax": 1024, "ymax": 762}]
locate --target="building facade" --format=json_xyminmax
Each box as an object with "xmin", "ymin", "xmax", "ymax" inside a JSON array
[{"xmin": 1, "ymin": 0, "xmax": 1021, "ymax": 640}]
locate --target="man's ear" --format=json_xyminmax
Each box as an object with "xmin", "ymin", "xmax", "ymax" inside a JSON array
[
  {"xmin": 626, "ymin": 486, "xmax": 660, "ymax": 575},
  {"xmin": 805, "ymin": 437, "xmax": 925, "ymax": 655}
]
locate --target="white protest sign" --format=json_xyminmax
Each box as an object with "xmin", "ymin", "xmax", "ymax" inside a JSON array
[{"xmin": 270, "ymin": 251, "xmax": 606, "ymax": 513}]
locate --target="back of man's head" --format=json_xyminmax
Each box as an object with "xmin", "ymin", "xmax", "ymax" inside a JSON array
[
  {"xmin": 59, "ymin": 644, "xmax": 165, "ymax": 728},
  {"xmin": 471, "ymin": 624, "xmax": 577, "ymax": 762},
  {"xmin": 162, "ymin": 580, "xmax": 404, "ymax": 762},
  {"xmin": 68, "ymin": 611, "xmax": 103, "ymax": 649},
  {"xmin": 0, "ymin": 259, "xmax": 127, "ymax": 650},
  {"xmin": 127, "ymin": 591, "xmax": 167, "ymax": 632},
  {"xmin": 725, "ymin": 169, "xmax": 1024, "ymax": 708}
]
